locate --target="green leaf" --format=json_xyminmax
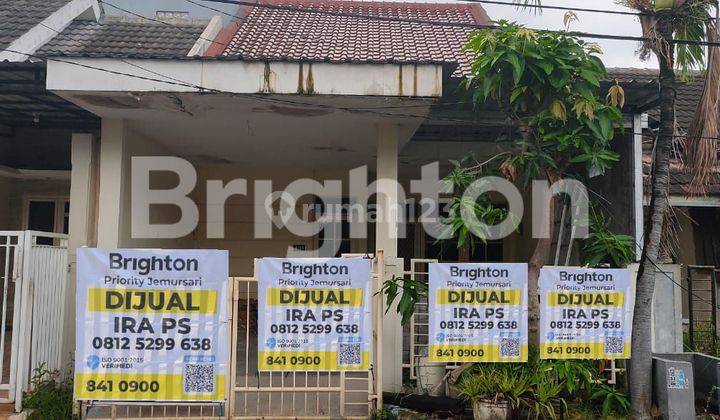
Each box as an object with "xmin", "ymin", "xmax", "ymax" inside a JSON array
[
  {"xmin": 598, "ymin": 114, "xmax": 613, "ymax": 140},
  {"xmin": 536, "ymin": 60, "xmax": 553, "ymax": 75},
  {"xmin": 580, "ymin": 69, "xmax": 600, "ymax": 87},
  {"xmin": 505, "ymin": 53, "xmax": 525, "ymax": 84},
  {"xmin": 510, "ymin": 86, "xmax": 526, "ymax": 104},
  {"xmin": 548, "ymin": 69, "xmax": 569, "ymax": 90}
]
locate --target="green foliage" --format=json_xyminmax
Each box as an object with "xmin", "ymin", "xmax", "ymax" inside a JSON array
[
  {"xmin": 582, "ymin": 211, "xmax": 635, "ymax": 268},
  {"xmin": 457, "ymin": 364, "xmax": 531, "ymax": 409},
  {"xmin": 457, "ymin": 349, "xmax": 630, "ymax": 419},
  {"xmin": 590, "ymin": 383, "xmax": 631, "ymax": 417},
  {"xmin": 615, "ymin": 1, "xmax": 715, "ymax": 74},
  {"xmin": 22, "ymin": 363, "xmax": 74, "ymax": 420},
  {"xmin": 683, "ymin": 321, "xmax": 720, "ymax": 356},
  {"xmin": 371, "ymin": 407, "xmax": 398, "ymax": 420},
  {"xmin": 380, "ymin": 275, "xmax": 428, "ymax": 325},
  {"xmin": 664, "ymin": 0, "xmax": 714, "ymax": 74},
  {"xmin": 463, "ymin": 21, "xmax": 623, "ymax": 182},
  {"xmin": 442, "ymin": 158, "xmax": 510, "ymax": 248}
]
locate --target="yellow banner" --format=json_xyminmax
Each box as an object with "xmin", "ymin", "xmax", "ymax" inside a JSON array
[
  {"xmin": 87, "ymin": 288, "xmax": 217, "ymax": 314},
  {"xmin": 266, "ymin": 288, "xmax": 364, "ymax": 306},
  {"xmin": 74, "ymin": 373, "xmax": 226, "ymax": 401},
  {"xmin": 429, "ymin": 343, "xmax": 528, "ymax": 362},
  {"xmin": 546, "ymin": 292, "xmax": 624, "ymax": 307},
  {"xmin": 436, "ymin": 289, "xmax": 522, "ymax": 305},
  {"xmin": 259, "ymin": 350, "xmax": 370, "ymax": 371},
  {"xmin": 540, "ymin": 342, "xmax": 631, "ymax": 359}
]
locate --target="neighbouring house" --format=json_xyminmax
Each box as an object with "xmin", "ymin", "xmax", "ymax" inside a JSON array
[
  {"xmin": 0, "ymin": 0, "xmax": 101, "ymax": 235},
  {"xmin": 0, "ymin": 0, "xmax": 710, "ymax": 416},
  {"xmin": 615, "ymin": 68, "xmax": 720, "ymax": 334},
  {"xmin": 0, "ymin": 0, "xmax": 102, "ymax": 408}
]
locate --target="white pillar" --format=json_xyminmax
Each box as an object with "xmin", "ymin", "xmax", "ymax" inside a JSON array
[
  {"xmin": 376, "ymin": 124, "xmax": 399, "ymax": 257},
  {"xmin": 61, "ymin": 132, "xmax": 99, "ymax": 373},
  {"xmin": 97, "ymin": 119, "xmax": 128, "ymax": 248},
  {"xmin": 633, "ymin": 114, "xmax": 646, "ymax": 260},
  {"xmin": 375, "ymin": 123, "xmax": 404, "ymax": 393}
]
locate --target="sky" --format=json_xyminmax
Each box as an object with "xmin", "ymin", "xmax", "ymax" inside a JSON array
[
  {"xmin": 108, "ymin": 0, "xmax": 658, "ymax": 69},
  {"xmin": 478, "ymin": 0, "xmax": 657, "ymax": 69}
]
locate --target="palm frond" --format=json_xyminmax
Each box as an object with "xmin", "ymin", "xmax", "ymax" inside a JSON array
[{"xmin": 684, "ymin": 20, "xmax": 720, "ymax": 195}]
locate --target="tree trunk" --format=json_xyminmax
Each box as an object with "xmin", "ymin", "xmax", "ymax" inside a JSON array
[
  {"xmin": 528, "ymin": 196, "xmax": 554, "ymax": 345},
  {"xmin": 630, "ymin": 15, "xmax": 676, "ymax": 419}
]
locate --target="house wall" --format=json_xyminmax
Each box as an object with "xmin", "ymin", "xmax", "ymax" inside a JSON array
[
  {"xmin": 189, "ymin": 165, "xmax": 370, "ymax": 276},
  {"xmin": 0, "ymin": 175, "xmax": 70, "ymax": 230},
  {"xmin": 590, "ymin": 130, "xmax": 636, "ymax": 239},
  {"xmin": 675, "ymin": 207, "xmax": 696, "ymax": 319},
  {"xmin": 0, "ymin": 177, "xmax": 10, "ymax": 229}
]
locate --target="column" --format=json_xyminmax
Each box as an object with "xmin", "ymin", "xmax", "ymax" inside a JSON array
[
  {"xmin": 375, "ymin": 123, "xmax": 403, "ymax": 393},
  {"xmin": 633, "ymin": 114, "xmax": 646, "ymax": 260},
  {"xmin": 96, "ymin": 119, "xmax": 128, "ymax": 248},
  {"xmin": 60, "ymin": 132, "xmax": 99, "ymax": 373}
]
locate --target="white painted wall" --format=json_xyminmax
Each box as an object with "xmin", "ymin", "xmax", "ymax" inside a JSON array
[
  {"xmin": 0, "ymin": 176, "xmax": 70, "ymax": 230},
  {"xmin": 47, "ymin": 59, "xmax": 444, "ymax": 97}
]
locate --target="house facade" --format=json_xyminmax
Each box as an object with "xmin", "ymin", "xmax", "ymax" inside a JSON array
[{"xmin": 0, "ymin": 0, "xmax": 710, "ymax": 417}]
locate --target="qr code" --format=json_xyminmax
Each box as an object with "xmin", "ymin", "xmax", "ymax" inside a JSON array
[
  {"xmin": 500, "ymin": 338, "xmax": 520, "ymax": 357},
  {"xmin": 338, "ymin": 343, "xmax": 361, "ymax": 366},
  {"xmin": 604, "ymin": 337, "xmax": 624, "ymax": 355},
  {"xmin": 183, "ymin": 363, "xmax": 215, "ymax": 394}
]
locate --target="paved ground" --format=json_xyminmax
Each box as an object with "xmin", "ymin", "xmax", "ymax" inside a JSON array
[{"xmin": 0, "ymin": 403, "xmax": 14, "ymax": 420}]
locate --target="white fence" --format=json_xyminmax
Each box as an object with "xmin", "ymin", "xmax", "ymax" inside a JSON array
[
  {"xmin": 0, "ymin": 231, "xmax": 68, "ymax": 411},
  {"xmin": 82, "ymin": 252, "xmax": 384, "ymax": 419}
]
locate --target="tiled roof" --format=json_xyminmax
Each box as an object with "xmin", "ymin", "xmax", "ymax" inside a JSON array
[
  {"xmin": 606, "ymin": 67, "xmax": 659, "ymax": 84},
  {"xmin": 0, "ymin": 0, "xmax": 71, "ymax": 50},
  {"xmin": 643, "ymin": 160, "xmax": 720, "ymax": 196},
  {"xmin": 606, "ymin": 67, "xmax": 704, "ymax": 130},
  {"xmin": 216, "ymin": 0, "xmax": 489, "ymax": 75},
  {"xmin": 675, "ymin": 75, "xmax": 704, "ymax": 131},
  {"xmin": 37, "ymin": 20, "xmax": 206, "ymax": 59},
  {"xmin": 620, "ymin": 68, "xmax": 720, "ymax": 196}
]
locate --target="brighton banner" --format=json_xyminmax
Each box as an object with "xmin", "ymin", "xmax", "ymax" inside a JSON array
[
  {"xmin": 539, "ymin": 267, "xmax": 633, "ymax": 359},
  {"xmin": 257, "ymin": 258, "xmax": 371, "ymax": 371},
  {"xmin": 75, "ymin": 249, "xmax": 229, "ymax": 401},
  {"xmin": 429, "ymin": 263, "xmax": 528, "ymax": 362}
]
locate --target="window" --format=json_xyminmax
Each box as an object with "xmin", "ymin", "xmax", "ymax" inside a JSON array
[
  {"xmin": 316, "ymin": 197, "xmax": 352, "ymax": 258},
  {"xmin": 24, "ymin": 197, "xmax": 69, "ymax": 234},
  {"xmin": 424, "ymin": 235, "xmax": 503, "ymax": 262},
  {"xmin": 422, "ymin": 198, "xmax": 504, "ymax": 262},
  {"xmin": 318, "ymin": 220, "xmax": 352, "ymax": 258}
]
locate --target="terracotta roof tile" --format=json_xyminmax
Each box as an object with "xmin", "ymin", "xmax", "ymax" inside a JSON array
[{"xmin": 217, "ymin": 0, "xmax": 489, "ymax": 75}]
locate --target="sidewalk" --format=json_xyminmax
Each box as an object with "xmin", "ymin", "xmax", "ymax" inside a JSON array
[{"xmin": 0, "ymin": 404, "xmax": 14, "ymax": 420}]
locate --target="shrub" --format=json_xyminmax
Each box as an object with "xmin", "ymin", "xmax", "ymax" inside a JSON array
[
  {"xmin": 456, "ymin": 349, "xmax": 630, "ymax": 419},
  {"xmin": 22, "ymin": 363, "xmax": 74, "ymax": 420}
]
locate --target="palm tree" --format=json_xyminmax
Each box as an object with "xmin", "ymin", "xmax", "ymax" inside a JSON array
[
  {"xmin": 614, "ymin": 1, "xmax": 718, "ymax": 417},
  {"xmin": 511, "ymin": 1, "xmax": 719, "ymax": 418}
]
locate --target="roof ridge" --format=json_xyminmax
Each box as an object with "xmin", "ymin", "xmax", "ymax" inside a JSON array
[
  {"xmin": 249, "ymin": 0, "xmax": 484, "ymax": 11},
  {"xmin": 101, "ymin": 17, "xmax": 209, "ymax": 28}
]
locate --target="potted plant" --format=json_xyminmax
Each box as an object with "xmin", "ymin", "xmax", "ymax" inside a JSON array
[{"xmin": 457, "ymin": 365, "xmax": 530, "ymax": 420}]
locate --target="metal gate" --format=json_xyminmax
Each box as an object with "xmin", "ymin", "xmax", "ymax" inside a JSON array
[
  {"xmin": 229, "ymin": 253, "xmax": 383, "ymax": 419},
  {"xmin": 687, "ymin": 265, "xmax": 719, "ymax": 353},
  {"xmin": 83, "ymin": 252, "xmax": 384, "ymax": 419},
  {"xmin": 0, "ymin": 230, "xmax": 68, "ymax": 410}
]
